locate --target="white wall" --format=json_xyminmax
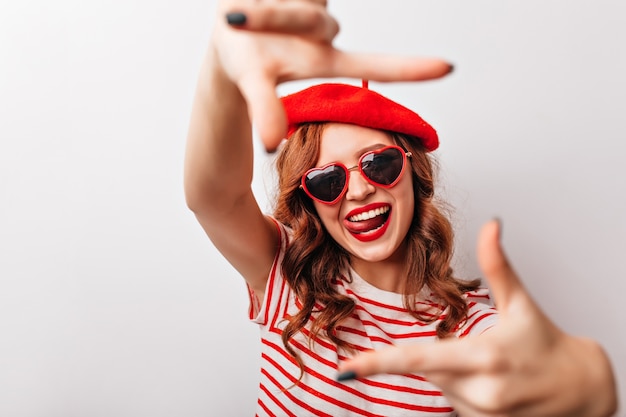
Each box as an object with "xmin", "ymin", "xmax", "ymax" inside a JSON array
[{"xmin": 1, "ymin": 1, "xmax": 624, "ymax": 416}]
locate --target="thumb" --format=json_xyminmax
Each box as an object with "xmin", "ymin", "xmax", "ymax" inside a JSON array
[
  {"xmin": 477, "ymin": 219, "xmax": 525, "ymax": 313},
  {"xmin": 238, "ymin": 74, "xmax": 287, "ymax": 153}
]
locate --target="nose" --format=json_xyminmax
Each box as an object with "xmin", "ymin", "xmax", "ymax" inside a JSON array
[{"xmin": 344, "ymin": 166, "xmax": 375, "ymax": 201}]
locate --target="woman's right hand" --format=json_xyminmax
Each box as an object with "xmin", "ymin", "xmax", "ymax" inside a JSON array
[
  {"xmin": 337, "ymin": 220, "xmax": 618, "ymax": 417},
  {"xmin": 210, "ymin": 0, "xmax": 454, "ymax": 152}
]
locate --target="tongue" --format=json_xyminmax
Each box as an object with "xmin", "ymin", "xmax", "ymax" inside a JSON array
[{"xmin": 344, "ymin": 215, "xmax": 387, "ymax": 234}]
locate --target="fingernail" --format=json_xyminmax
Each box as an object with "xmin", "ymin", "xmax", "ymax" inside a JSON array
[
  {"xmin": 336, "ymin": 371, "xmax": 357, "ymax": 382},
  {"xmin": 447, "ymin": 63, "xmax": 455, "ymax": 74},
  {"xmin": 493, "ymin": 217, "xmax": 502, "ymax": 239},
  {"xmin": 226, "ymin": 12, "xmax": 247, "ymax": 26}
]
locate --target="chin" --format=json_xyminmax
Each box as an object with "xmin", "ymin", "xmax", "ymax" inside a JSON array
[{"xmin": 347, "ymin": 240, "xmax": 403, "ymax": 263}]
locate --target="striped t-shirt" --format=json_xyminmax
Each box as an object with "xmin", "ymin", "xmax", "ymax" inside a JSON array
[{"xmin": 248, "ymin": 221, "xmax": 498, "ymax": 417}]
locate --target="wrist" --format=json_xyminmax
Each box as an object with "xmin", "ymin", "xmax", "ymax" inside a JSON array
[{"xmin": 574, "ymin": 337, "xmax": 618, "ymax": 417}]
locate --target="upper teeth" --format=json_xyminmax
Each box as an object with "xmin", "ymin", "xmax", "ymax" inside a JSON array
[{"xmin": 348, "ymin": 206, "xmax": 390, "ymax": 222}]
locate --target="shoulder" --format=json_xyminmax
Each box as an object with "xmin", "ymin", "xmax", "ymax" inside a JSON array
[
  {"xmin": 249, "ymin": 217, "xmax": 295, "ymax": 325},
  {"xmin": 267, "ymin": 216, "xmax": 293, "ymax": 246}
]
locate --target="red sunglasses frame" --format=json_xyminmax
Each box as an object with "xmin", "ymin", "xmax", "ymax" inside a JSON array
[{"xmin": 300, "ymin": 145, "xmax": 412, "ymax": 205}]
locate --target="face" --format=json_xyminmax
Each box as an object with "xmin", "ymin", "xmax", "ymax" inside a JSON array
[{"xmin": 310, "ymin": 123, "xmax": 415, "ymax": 263}]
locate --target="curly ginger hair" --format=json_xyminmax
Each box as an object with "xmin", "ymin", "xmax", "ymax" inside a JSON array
[{"xmin": 272, "ymin": 123, "xmax": 481, "ymax": 378}]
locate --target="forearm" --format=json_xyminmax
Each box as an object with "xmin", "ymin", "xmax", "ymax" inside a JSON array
[{"xmin": 184, "ymin": 46, "xmax": 255, "ymax": 215}]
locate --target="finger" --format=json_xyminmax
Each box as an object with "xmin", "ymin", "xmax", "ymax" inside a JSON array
[
  {"xmin": 338, "ymin": 338, "xmax": 489, "ymax": 378},
  {"xmin": 327, "ymin": 51, "xmax": 454, "ymax": 82},
  {"xmin": 238, "ymin": 74, "xmax": 287, "ymax": 152},
  {"xmin": 476, "ymin": 219, "xmax": 526, "ymax": 313},
  {"xmin": 296, "ymin": 0, "xmax": 328, "ymax": 5},
  {"xmin": 225, "ymin": 2, "xmax": 339, "ymax": 43}
]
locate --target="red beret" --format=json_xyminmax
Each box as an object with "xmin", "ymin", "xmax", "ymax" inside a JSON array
[{"xmin": 280, "ymin": 83, "xmax": 439, "ymax": 152}]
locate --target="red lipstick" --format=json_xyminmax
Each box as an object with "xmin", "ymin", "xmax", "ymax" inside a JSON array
[{"xmin": 343, "ymin": 203, "xmax": 392, "ymax": 242}]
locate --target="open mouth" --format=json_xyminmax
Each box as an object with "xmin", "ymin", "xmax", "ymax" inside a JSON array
[{"xmin": 344, "ymin": 204, "xmax": 391, "ymax": 241}]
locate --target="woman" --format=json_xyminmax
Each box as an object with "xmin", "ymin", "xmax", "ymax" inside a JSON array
[
  {"xmin": 185, "ymin": 1, "xmax": 617, "ymax": 416},
  {"xmin": 253, "ymin": 81, "xmax": 498, "ymax": 415}
]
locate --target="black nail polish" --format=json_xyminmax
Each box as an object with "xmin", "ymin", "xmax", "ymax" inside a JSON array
[
  {"xmin": 447, "ymin": 63, "xmax": 455, "ymax": 74},
  {"xmin": 336, "ymin": 371, "xmax": 357, "ymax": 382},
  {"xmin": 226, "ymin": 12, "xmax": 247, "ymax": 26}
]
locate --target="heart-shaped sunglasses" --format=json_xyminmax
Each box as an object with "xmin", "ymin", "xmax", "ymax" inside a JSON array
[{"xmin": 300, "ymin": 145, "xmax": 412, "ymax": 205}]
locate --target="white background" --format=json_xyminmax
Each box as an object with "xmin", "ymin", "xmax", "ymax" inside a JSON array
[{"xmin": 1, "ymin": 1, "xmax": 624, "ymax": 416}]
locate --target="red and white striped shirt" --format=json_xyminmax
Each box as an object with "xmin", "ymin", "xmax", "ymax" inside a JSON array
[{"xmin": 248, "ymin": 221, "xmax": 498, "ymax": 417}]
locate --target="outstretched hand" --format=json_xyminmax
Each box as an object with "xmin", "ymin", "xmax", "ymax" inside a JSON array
[
  {"xmin": 212, "ymin": 0, "xmax": 453, "ymax": 152},
  {"xmin": 337, "ymin": 220, "xmax": 617, "ymax": 417}
]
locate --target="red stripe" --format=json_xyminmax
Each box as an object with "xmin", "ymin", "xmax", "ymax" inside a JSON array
[
  {"xmin": 460, "ymin": 310, "xmax": 497, "ymax": 337},
  {"xmin": 296, "ymin": 298, "xmax": 440, "ymax": 332},
  {"xmin": 260, "ymin": 218, "xmax": 283, "ymax": 325},
  {"xmin": 351, "ymin": 305, "xmax": 437, "ymax": 327},
  {"xmin": 337, "ymin": 322, "xmax": 438, "ymax": 340},
  {"xmin": 267, "ymin": 221, "xmax": 293, "ymax": 332},
  {"xmin": 298, "ymin": 327, "xmax": 371, "ymax": 355},
  {"xmin": 339, "ymin": 282, "xmax": 446, "ymax": 312},
  {"xmin": 266, "ymin": 329, "xmax": 429, "ymax": 384},
  {"xmin": 262, "ymin": 339, "xmax": 453, "ymax": 413},
  {"xmin": 334, "ymin": 324, "xmax": 391, "ymax": 343},
  {"xmin": 257, "ymin": 399, "xmax": 276, "ymax": 417},
  {"xmin": 279, "ymin": 322, "xmax": 436, "ymax": 365},
  {"xmin": 260, "ymin": 366, "xmax": 333, "ymax": 417},
  {"xmin": 297, "ymin": 327, "xmax": 418, "ymax": 375},
  {"xmin": 465, "ymin": 305, "xmax": 480, "ymax": 317},
  {"xmin": 287, "ymin": 339, "xmax": 442, "ymax": 396},
  {"xmin": 465, "ymin": 290, "xmax": 492, "ymax": 300},
  {"xmin": 358, "ymin": 377, "xmax": 443, "ymax": 396},
  {"xmin": 451, "ymin": 304, "xmax": 486, "ymax": 332},
  {"xmin": 289, "ymin": 337, "xmax": 338, "ymax": 369},
  {"xmin": 262, "ymin": 353, "xmax": 374, "ymax": 416},
  {"xmin": 262, "ymin": 338, "xmax": 299, "ymax": 365},
  {"xmin": 287, "ymin": 304, "xmax": 436, "ymax": 346},
  {"xmin": 259, "ymin": 384, "xmax": 296, "ymax": 417},
  {"xmin": 291, "ymin": 335, "xmax": 428, "ymax": 385},
  {"xmin": 247, "ymin": 284, "xmax": 259, "ymax": 320},
  {"xmin": 268, "ymin": 278, "xmax": 288, "ymax": 331},
  {"xmin": 277, "ymin": 284, "xmax": 291, "ymax": 329}
]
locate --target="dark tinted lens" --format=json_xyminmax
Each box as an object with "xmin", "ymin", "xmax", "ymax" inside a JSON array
[
  {"xmin": 361, "ymin": 147, "xmax": 404, "ymax": 185},
  {"xmin": 304, "ymin": 165, "xmax": 347, "ymax": 202}
]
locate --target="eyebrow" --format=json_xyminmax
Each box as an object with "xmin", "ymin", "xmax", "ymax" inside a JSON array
[
  {"xmin": 316, "ymin": 143, "xmax": 389, "ymax": 167},
  {"xmin": 353, "ymin": 143, "xmax": 388, "ymax": 159}
]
